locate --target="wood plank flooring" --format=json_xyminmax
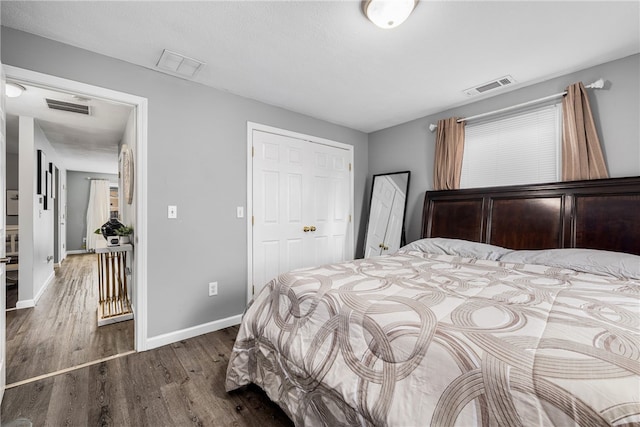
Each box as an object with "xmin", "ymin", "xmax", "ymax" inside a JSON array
[
  {"xmin": 6, "ymin": 254, "xmax": 134, "ymax": 385},
  {"xmin": 1, "ymin": 326, "xmax": 294, "ymax": 427}
]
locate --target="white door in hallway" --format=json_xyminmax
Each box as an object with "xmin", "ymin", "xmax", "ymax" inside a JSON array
[
  {"xmin": 251, "ymin": 128, "xmax": 353, "ymax": 297},
  {"xmin": 0, "ymin": 63, "xmax": 7, "ymax": 403}
]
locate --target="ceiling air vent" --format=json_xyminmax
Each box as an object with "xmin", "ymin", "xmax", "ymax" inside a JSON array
[
  {"xmin": 156, "ymin": 49, "xmax": 205, "ymax": 79},
  {"xmin": 45, "ymin": 98, "xmax": 90, "ymax": 115},
  {"xmin": 464, "ymin": 75, "xmax": 516, "ymax": 96}
]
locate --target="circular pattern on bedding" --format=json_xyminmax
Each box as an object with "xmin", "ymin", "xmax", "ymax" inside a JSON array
[{"xmin": 228, "ymin": 251, "xmax": 640, "ymax": 427}]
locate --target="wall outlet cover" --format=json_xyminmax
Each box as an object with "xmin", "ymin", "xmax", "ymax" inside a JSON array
[{"xmin": 208, "ymin": 281, "xmax": 218, "ymax": 296}]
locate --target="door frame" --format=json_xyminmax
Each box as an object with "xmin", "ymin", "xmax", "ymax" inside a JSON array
[
  {"xmin": 1, "ymin": 62, "xmax": 8, "ymax": 405},
  {"xmin": 4, "ymin": 65, "xmax": 149, "ymax": 352},
  {"xmin": 246, "ymin": 122, "xmax": 354, "ymax": 304}
]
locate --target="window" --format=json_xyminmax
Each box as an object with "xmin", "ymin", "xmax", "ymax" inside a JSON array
[{"xmin": 460, "ymin": 104, "xmax": 562, "ymax": 189}]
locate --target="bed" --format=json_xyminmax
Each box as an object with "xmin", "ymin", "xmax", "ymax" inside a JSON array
[{"xmin": 226, "ymin": 177, "xmax": 640, "ymax": 426}]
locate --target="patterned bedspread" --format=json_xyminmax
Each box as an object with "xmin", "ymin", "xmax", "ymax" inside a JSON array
[{"xmin": 226, "ymin": 251, "xmax": 640, "ymax": 426}]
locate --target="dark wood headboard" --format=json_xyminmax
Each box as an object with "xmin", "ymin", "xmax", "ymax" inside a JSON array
[{"xmin": 421, "ymin": 176, "xmax": 640, "ymax": 255}]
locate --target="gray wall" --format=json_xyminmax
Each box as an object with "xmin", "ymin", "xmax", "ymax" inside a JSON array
[
  {"xmin": 18, "ymin": 118, "xmax": 62, "ymax": 303},
  {"xmin": 6, "ymin": 152, "xmax": 18, "ymax": 226},
  {"xmin": 66, "ymin": 171, "xmax": 118, "ymax": 252},
  {"xmin": 368, "ymin": 54, "xmax": 640, "ymax": 245},
  {"xmin": 1, "ymin": 27, "xmax": 368, "ymax": 337}
]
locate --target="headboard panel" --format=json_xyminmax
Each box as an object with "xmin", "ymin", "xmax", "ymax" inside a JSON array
[{"xmin": 422, "ymin": 176, "xmax": 640, "ymax": 255}]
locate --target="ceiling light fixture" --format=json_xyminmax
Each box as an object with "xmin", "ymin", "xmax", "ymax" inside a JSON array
[
  {"xmin": 6, "ymin": 82, "xmax": 26, "ymax": 98},
  {"xmin": 362, "ymin": 0, "xmax": 418, "ymax": 29}
]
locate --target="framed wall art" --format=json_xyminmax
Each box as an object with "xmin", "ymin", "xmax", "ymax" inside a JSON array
[
  {"xmin": 119, "ymin": 144, "xmax": 134, "ymax": 204},
  {"xmin": 45, "ymin": 170, "xmax": 52, "ymax": 210},
  {"xmin": 49, "ymin": 162, "xmax": 56, "ymax": 199},
  {"xmin": 37, "ymin": 149, "xmax": 47, "ymax": 195}
]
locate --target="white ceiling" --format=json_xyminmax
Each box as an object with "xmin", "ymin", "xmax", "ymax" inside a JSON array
[
  {"xmin": 2, "ymin": 1, "xmax": 639, "ymax": 137},
  {"xmin": 5, "ymin": 84, "xmax": 132, "ymax": 174}
]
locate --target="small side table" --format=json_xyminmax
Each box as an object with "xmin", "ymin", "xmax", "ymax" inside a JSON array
[{"xmin": 95, "ymin": 240, "xmax": 133, "ymax": 326}]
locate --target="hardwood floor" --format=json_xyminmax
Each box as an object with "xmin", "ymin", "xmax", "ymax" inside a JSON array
[
  {"xmin": 5, "ymin": 254, "xmax": 134, "ymax": 385},
  {"xmin": 1, "ymin": 326, "xmax": 294, "ymax": 427}
]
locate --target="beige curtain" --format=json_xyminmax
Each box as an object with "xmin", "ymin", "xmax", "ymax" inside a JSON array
[
  {"xmin": 433, "ymin": 117, "xmax": 465, "ymax": 190},
  {"xmin": 86, "ymin": 180, "xmax": 110, "ymax": 251},
  {"xmin": 562, "ymin": 82, "xmax": 609, "ymax": 181}
]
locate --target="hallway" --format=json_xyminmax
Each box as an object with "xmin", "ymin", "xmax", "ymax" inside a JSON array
[{"xmin": 5, "ymin": 253, "xmax": 134, "ymax": 385}]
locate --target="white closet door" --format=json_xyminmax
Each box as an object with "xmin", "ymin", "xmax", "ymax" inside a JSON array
[
  {"xmin": 252, "ymin": 130, "xmax": 352, "ymax": 296},
  {"xmin": 306, "ymin": 142, "xmax": 351, "ymax": 267},
  {"xmin": 252, "ymin": 131, "xmax": 306, "ymax": 294}
]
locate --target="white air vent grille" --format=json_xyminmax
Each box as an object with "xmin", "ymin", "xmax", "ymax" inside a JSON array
[
  {"xmin": 464, "ymin": 75, "xmax": 516, "ymax": 96},
  {"xmin": 46, "ymin": 98, "xmax": 90, "ymax": 115},
  {"xmin": 156, "ymin": 49, "xmax": 205, "ymax": 78}
]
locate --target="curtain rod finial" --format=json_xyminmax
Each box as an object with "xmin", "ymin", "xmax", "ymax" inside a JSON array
[
  {"xmin": 587, "ymin": 78, "xmax": 605, "ymax": 89},
  {"xmin": 429, "ymin": 123, "xmax": 438, "ymax": 132}
]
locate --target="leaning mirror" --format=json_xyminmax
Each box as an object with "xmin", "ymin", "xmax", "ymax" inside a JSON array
[{"xmin": 363, "ymin": 171, "xmax": 411, "ymax": 258}]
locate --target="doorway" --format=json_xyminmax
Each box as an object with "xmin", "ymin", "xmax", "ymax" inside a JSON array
[{"xmin": 2, "ymin": 66, "xmax": 148, "ymax": 388}]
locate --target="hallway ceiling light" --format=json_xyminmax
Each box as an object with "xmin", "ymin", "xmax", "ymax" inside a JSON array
[
  {"xmin": 6, "ymin": 82, "xmax": 26, "ymax": 98},
  {"xmin": 362, "ymin": 0, "xmax": 418, "ymax": 29},
  {"xmin": 156, "ymin": 49, "xmax": 205, "ymax": 78}
]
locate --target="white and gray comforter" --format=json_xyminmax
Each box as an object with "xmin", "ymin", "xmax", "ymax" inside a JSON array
[{"xmin": 226, "ymin": 250, "xmax": 640, "ymax": 426}]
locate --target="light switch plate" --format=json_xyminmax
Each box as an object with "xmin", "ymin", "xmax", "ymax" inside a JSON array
[
  {"xmin": 168, "ymin": 205, "xmax": 177, "ymax": 219},
  {"xmin": 236, "ymin": 206, "xmax": 244, "ymax": 218}
]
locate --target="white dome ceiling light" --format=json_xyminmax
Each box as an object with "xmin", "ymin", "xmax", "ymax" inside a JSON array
[
  {"xmin": 6, "ymin": 82, "xmax": 26, "ymax": 98},
  {"xmin": 362, "ymin": 0, "xmax": 418, "ymax": 29}
]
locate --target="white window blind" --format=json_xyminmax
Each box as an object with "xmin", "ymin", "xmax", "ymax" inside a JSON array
[{"xmin": 460, "ymin": 104, "xmax": 562, "ymax": 189}]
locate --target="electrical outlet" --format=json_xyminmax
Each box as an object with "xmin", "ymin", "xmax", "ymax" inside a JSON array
[
  {"xmin": 168, "ymin": 205, "xmax": 177, "ymax": 219},
  {"xmin": 208, "ymin": 282, "xmax": 218, "ymax": 296}
]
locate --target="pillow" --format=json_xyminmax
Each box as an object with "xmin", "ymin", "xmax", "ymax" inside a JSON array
[
  {"xmin": 500, "ymin": 249, "xmax": 640, "ymax": 280},
  {"xmin": 401, "ymin": 238, "xmax": 512, "ymax": 261}
]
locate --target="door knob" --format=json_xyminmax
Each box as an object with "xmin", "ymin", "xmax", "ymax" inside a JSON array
[
  {"xmin": 303, "ymin": 226, "xmax": 310, "ymax": 232},
  {"xmin": 379, "ymin": 243, "xmax": 384, "ymax": 248},
  {"xmin": 310, "ymin": 226, "xmax": 316, "ymax": 232}
]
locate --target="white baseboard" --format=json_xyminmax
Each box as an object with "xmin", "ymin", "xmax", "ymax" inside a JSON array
[
  {"xmin": 15, "ymin": 270, "xmax": 55, "ymax": 309},
  {"xmin": 16, "ymin": 299, "xmax": 35, "ymax": 309},
  {"xmin": 34, "ymin": 270, "xmax": 55, "ymax": 305},
  {"xmin": 66, "ymin": 249, "xmax": 89, "ymax": 255},
  {"xmin": 54, "ymin": 256, "xmax": 66, "ymax": 268},
  {"xmin": 146, "ymin": 314, "xmax": 243, "ymax": 351}
]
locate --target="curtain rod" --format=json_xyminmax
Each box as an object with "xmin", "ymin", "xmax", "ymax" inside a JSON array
[{"xmin": 428, "ymin": 78, "xmax": 605, "ymax": 132}]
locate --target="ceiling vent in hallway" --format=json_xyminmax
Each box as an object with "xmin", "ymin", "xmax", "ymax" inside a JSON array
[
  {"xmin": 464, "ymin": 75, "xmax": 516, "ymax": 96},
  {"xmin": 45, "ymin": 98, "xmax": 90, "ymax": 115},
  {"xmin": 156, "ymin": 49, "xmax": 205, "ymax": 79}
]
